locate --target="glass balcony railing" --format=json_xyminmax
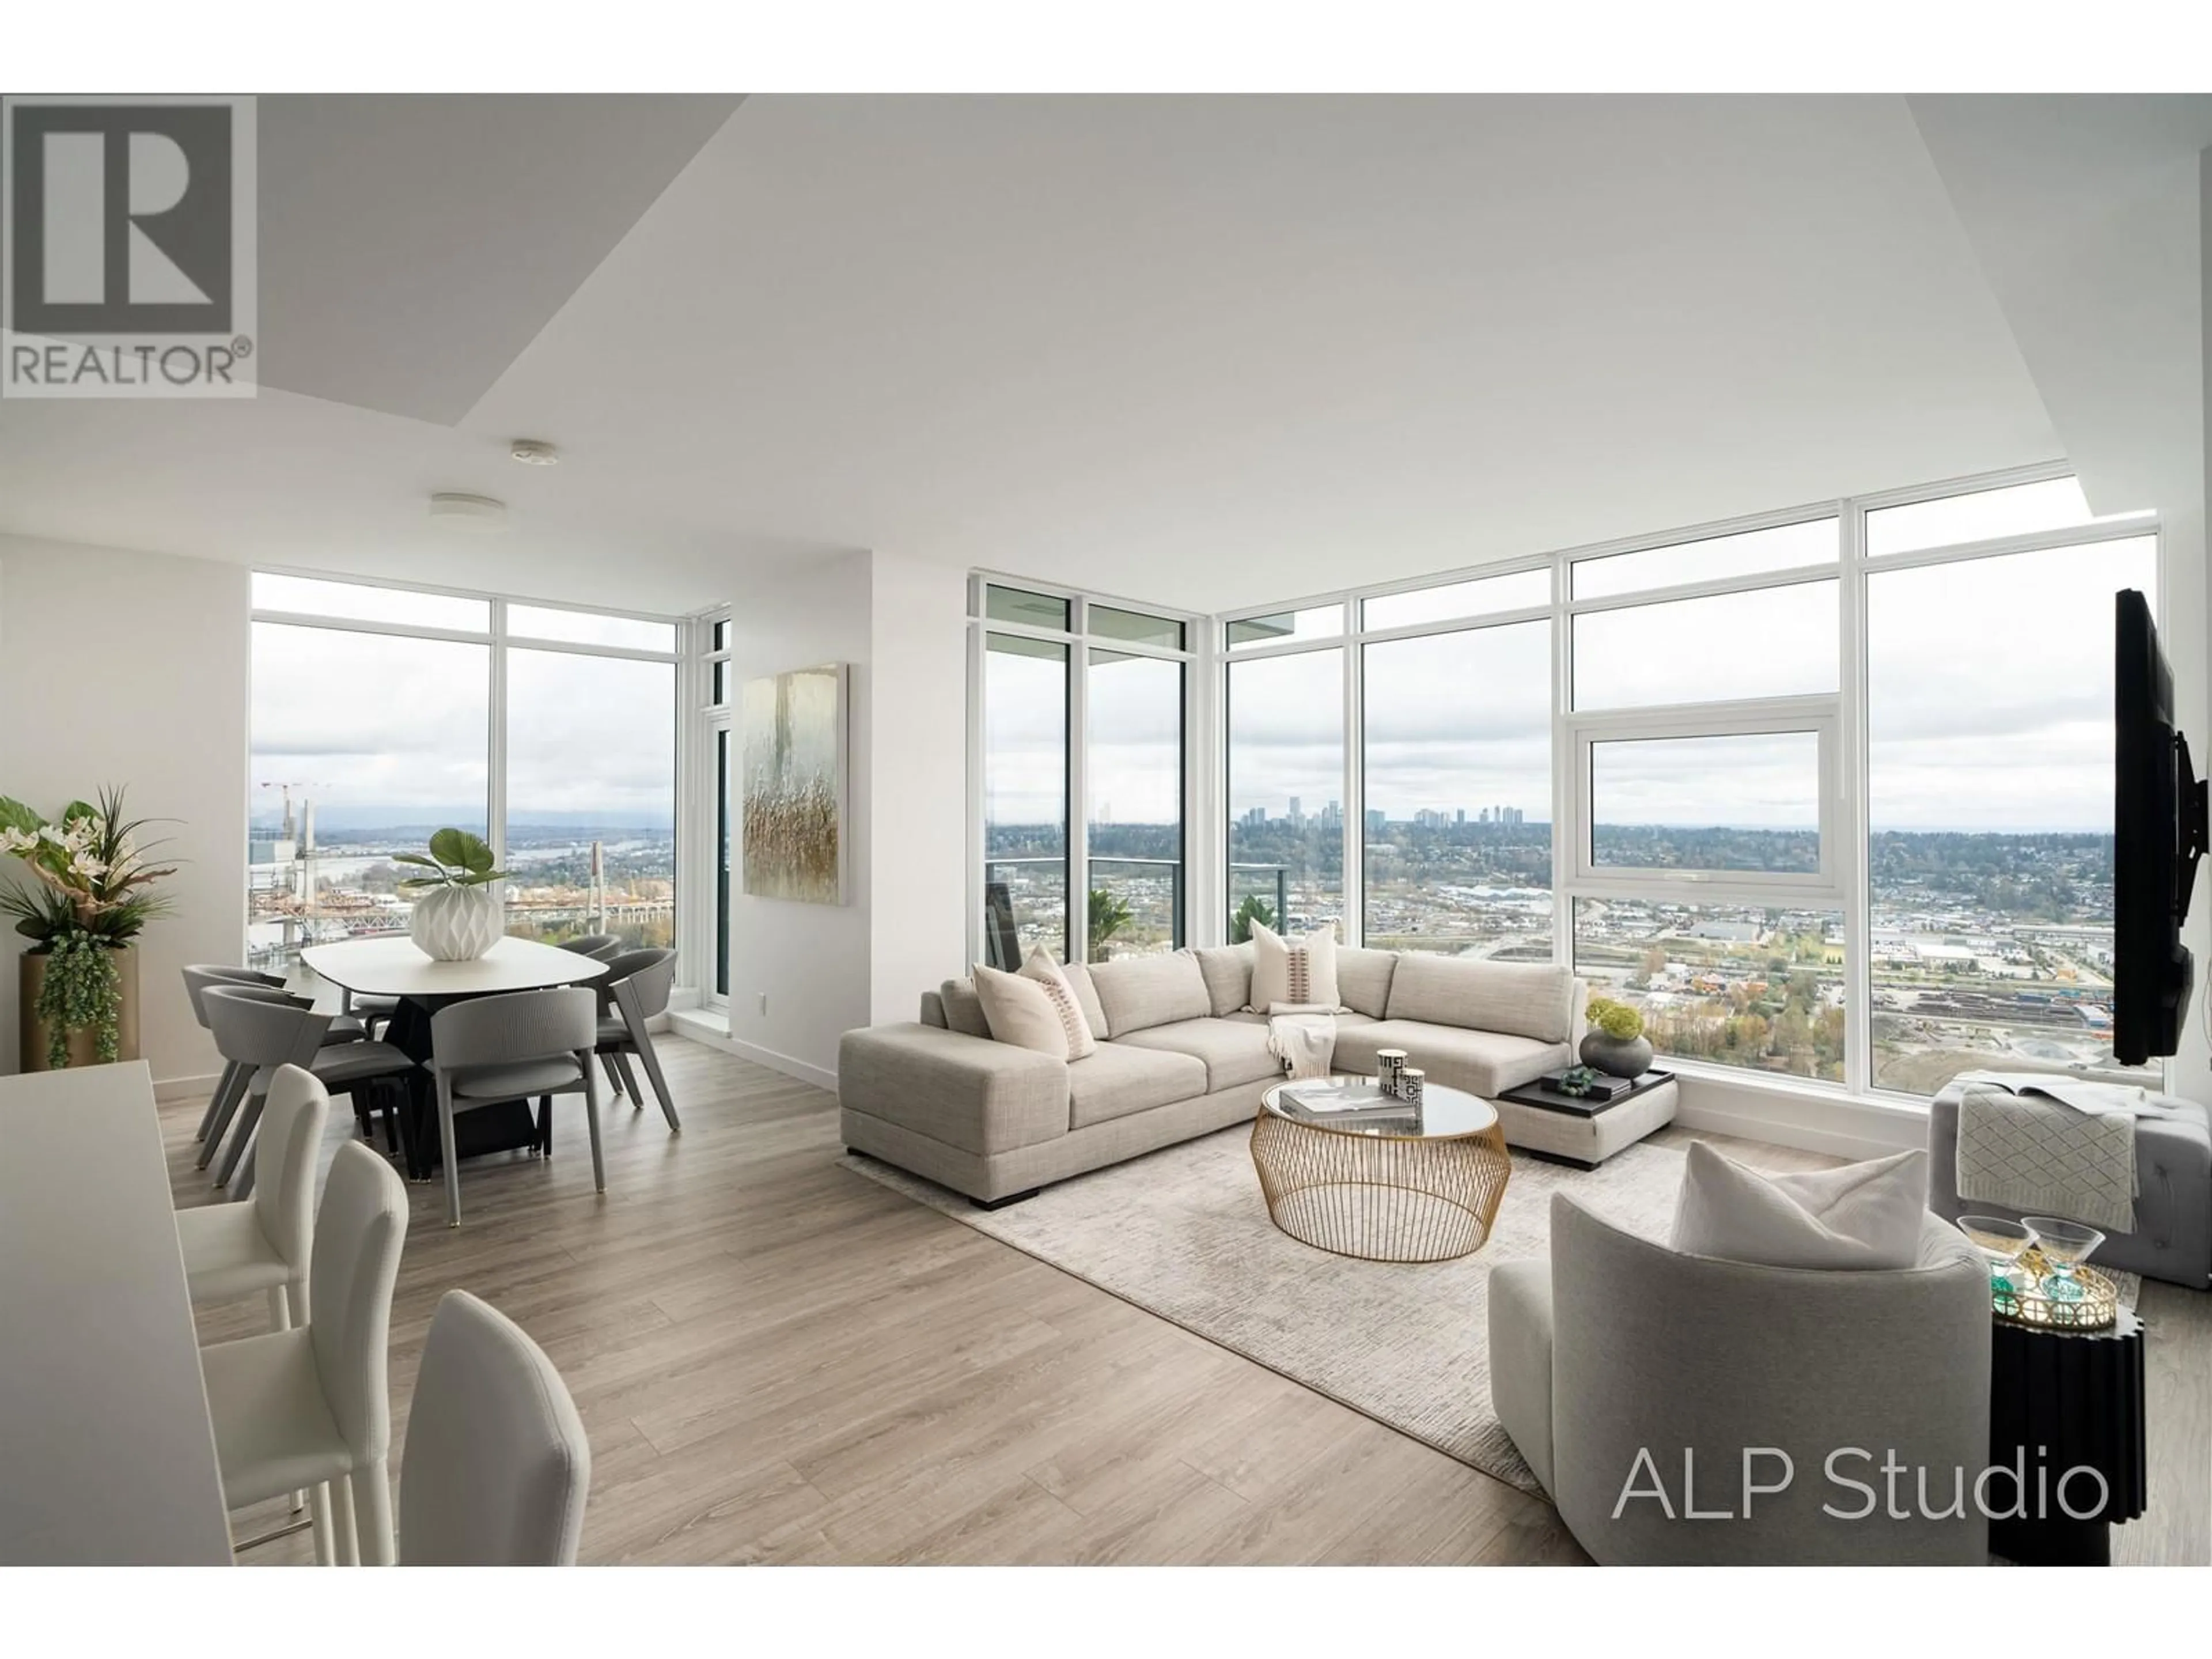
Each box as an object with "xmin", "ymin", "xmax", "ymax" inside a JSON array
[
  {"xmin": 984, "ymin": 855, "xmax": 1190, "ymax": 965},
  {"xmin": 1086, "ymin": 857, "xmax": 1182, "ymax": 960},
  {"xmin": 1228, "ymin": 862, "xmax": 1290, "ymax": 942}
]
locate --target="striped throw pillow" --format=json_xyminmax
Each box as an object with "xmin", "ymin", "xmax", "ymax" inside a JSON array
[{"xmin": 1020, "ymin": 947, "xmax": 1099, "ymax": 1060}]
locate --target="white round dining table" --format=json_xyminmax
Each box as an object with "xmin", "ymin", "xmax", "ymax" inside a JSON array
[{"xmin": 301, "ymin": 934, "xmax": 607, "ymax": 1000}]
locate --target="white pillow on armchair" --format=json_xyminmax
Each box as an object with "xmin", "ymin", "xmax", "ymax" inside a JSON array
[{"xmin": 1671, "ymin": 1143, "xmax": 1928, "ymax": 1271}]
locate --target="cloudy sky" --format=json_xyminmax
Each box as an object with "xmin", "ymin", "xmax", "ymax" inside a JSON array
[
  {"xmin": 982, "ymin": 531, "xmax": 2156, "ymax": 837},
  {"xmin": 250, "ymin": 623, "xmax": 675, "ymax": 829}
]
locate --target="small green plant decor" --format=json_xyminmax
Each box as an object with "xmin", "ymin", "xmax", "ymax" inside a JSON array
[
  {"xmin": 1585, "ymin": 997, "xmax": 1646, "ymax": 1042},
  {"xmin": 393, "ymin": 828, "xmax": 510, "ymax": 961},
  {"xmin": 1087, "ymin": 887, "xmax": 1133, "ymax": 959},
  {"xmin": 1229, "ymin": 893, "xmax": 1277, "ymax": 946},
  {"xmin": 392, "ymin": 827, "xmax": 510, "ymax": 893},
  {"xmin": 0, "ymin": 787, "xmax": 177, "ymax": 1069}
]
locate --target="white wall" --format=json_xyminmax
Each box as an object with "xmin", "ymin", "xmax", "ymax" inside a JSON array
[
  {"xmin": 866, "ymin": 552, "xmax": 969, "ymax": 1025},
  {"xmin": 717, "ymin": 552, "xmax": 876, "ymax": 1085},
  {"xmin": 0, "ymin": 536, "xmax": 248, "ymax": 1089}
]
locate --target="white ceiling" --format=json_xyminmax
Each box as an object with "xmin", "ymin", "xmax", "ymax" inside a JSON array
[{"xmin": 1, "ymin": 93, "xmax": 2193, "ymax": 615}]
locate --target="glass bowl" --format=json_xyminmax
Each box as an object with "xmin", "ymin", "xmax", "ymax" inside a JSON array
[
  {"xmin": 1957, "ymin": 1214, "xmax": 2039, "ymax": 1294},
  {"xmin": 2022, "ymin": 1216, "xmax": 2106, "ymax": 1302}
]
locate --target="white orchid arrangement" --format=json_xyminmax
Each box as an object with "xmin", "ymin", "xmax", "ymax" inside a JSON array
[{"xmin": 0, "ymin": 787, "xmax": 176, "ymax": 1067}]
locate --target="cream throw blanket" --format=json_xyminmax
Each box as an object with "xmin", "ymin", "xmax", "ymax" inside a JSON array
[
  {"xmin": 1267, "ymin": 1005, "xmax": 1338, "ymax": 1081},
  {"xmin": 1948, "ymin": 1071, "xmax": 2180, "ymax": 1234}
]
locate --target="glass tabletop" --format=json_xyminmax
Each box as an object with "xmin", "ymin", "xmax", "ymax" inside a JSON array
[{"xmin": 1260, "ymin": 1074, "xmax": 1498, "ymax": 1139}]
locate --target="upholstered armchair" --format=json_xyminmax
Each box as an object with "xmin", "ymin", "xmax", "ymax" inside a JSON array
[{"xmin": 1489, "ymin": 1193, "xmax": 1992, "ymax": 1565}]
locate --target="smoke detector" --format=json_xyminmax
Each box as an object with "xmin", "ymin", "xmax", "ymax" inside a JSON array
[
  {"xmin": 509, "ymin": 439, "xmax": 560, "ymax": 467},
  {"xmin": 428, "ymin": 492, "xmax": 510, "ymax": 532}
]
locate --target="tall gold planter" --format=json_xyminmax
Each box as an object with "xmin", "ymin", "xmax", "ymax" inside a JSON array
[{"xmin": 18, "ymin": 945, "xmax": 141, "ymax": 1071}]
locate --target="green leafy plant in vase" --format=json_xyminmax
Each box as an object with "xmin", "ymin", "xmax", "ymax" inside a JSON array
[
  {"xmin": 395, "ymin": 828, "xmax": 509, "ymax": 962},
  {"xmin": 1087, "ymin": 886, "xmax": 1134, "ymax": 960},
  {"xmin": 0, "ymin": 786, "xmax": 176, "ymax": 1070},
  {"xmin": 1229, "ymin": 893, "xmax": 1277, "ymax": 946},
  {"xmin": 1580, "ymin": 995, "xmax": 1653, "ymax": 1080}
]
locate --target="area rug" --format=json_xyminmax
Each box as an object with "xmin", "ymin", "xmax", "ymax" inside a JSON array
[{"xmin": 839, "ymin": 1126, "xmax": 1692, "ymax": 1493}]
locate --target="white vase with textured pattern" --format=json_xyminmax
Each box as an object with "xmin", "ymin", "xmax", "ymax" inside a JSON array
[{"xmin": 408, "ymin": 883, "xmax": 502, "ymax": 961}]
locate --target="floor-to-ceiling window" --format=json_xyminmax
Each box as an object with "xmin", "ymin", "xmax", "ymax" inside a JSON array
[
  {"xmin": 1226, "ymin": 616, "xmax": 1346, "ymax": 943},
  {"xmin": 974, "ymin": 582, "xmax": 1194, "ymax": 965},
  {"xmin": 248, "ymin": 574, "xmax": 680, "ymax": 969},
  {"xmin": 1863, "ymin": 503, "xmax": 2158, "ymax": 1094},
  {"xmin": 1563, "ymin": 515, "xmax": 1847, "ymax": 1082},
  {"xmin": 1214, "ymin": 464, "xmax": 2162, "ymax": 1100},
  {"xmin": 1361, "ymin": 590, "xmax": 1552, "ymax": 959}
]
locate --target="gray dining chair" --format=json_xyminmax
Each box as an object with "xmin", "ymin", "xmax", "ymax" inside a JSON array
[
  {"xmin": 183, "ymin": 965, "xmax": 363, "ymax": 1140},
  {"xmin": 558, "ymin": 934, "xmax": 623, "ymax": 961},
  {"xmin": 182, "ymin": 964, "xmax": 286, "ymax": 1142},
  {"xmin": 592, "ymin": 947, "xmax": 680, "ymax": 1133},
  {"xmin": 428, "ymin": 988, "xmax": 604, "ymax": 1228},
  {"xmin": 400, "ymin": 1290, "xmax": 590, "ymax": 1565},
  {"xmin": 201, "ymin": 987, "xmax": 415, "ymax": 1196}
]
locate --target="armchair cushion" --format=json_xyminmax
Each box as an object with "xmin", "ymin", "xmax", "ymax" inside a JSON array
[{"xmin": 1672, "ymin": 1143, "xmax": 1927, "ymax": 1271}]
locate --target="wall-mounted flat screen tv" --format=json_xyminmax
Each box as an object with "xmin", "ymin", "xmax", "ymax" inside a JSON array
[{"xmin": 2113, "ymin": 588, "xmax": 2207, "ymax": 1065}]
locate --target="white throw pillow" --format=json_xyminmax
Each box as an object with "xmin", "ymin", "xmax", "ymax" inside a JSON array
[
  {"xmin": 1246, "ymin": 922, "xmax": 1342, "ymax": 1013},
  {"xmin": 1019, "ymin": 946, "xmax": 1097, "ymax": 1060},
  {"xmin": 1670, "ymin": 1143, "xmax": 1927, "ymax": 1271},
  {"xmin": 971, "ymin": 962, "xmax": 1072, "ymax": 1060}
]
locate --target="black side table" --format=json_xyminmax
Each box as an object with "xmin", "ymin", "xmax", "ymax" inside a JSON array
[{"xmin": 1987, "ymin": 1308, "xmax": 2146, "ymax": 1566}]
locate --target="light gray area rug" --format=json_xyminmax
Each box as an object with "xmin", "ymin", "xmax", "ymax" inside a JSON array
[{"xmin": 839, "ymin": 1126, "xmax": 1691, "ymax": 1493}]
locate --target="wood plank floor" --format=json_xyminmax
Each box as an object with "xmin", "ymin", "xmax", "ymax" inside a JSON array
[{"xmin": 165, "ymin": 1040, "xmax": 2209, "ymax": 1565}]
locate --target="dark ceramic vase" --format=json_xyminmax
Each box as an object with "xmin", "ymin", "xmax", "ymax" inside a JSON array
[{"xmin": 1580, "ymin": 1031, "xmax": 1653, "ymax": 1080}]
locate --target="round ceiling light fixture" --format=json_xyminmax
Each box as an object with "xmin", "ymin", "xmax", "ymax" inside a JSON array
[
  {"xmin": 428, "ymin": 491, "xmax": 510, "ymax": 532},
  {"xmin": 509, "ymin": 439, "xmax": 560, "ymax": 467}
]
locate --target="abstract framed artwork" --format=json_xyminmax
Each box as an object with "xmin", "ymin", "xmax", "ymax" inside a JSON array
[{"xmin": 741, "ymin": 662, "xmax": 849, "ymax": 905}]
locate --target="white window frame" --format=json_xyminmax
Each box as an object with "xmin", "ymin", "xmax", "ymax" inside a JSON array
[
  {"xmin": 968, "ymin": 574, "xmax": 1204, "ymax": 967},
  {"xmin": 249, "ymin": 568, "xmax": 684, "ymax": 975},
  {"xmin": 1567, "ymin": 700, "xmax": 1843, "ymax": 898},
  {"xmin": 681, "ymin": 608, "xmax": 734, "ymax": 1011},
  {"xmin": 1206, "ymin": 458, "xmax": 2167, "ymax": 1105}
]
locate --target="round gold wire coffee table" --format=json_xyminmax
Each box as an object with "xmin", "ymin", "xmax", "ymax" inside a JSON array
[{"xmin": 1252, "ymin": 1077, "xmax": 1510, "ymax": 1263}]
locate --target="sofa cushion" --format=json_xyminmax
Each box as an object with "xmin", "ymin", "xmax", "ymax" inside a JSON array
[
  {"xmin": 1336, "ymin": 947, "xmax": 1397, "ymax": 1019},
  {"xmin": 1066, "ymin": 1042, "xmax": 1209, "ymax": 1129},
  {"xmin": 1335, "ymin": 1018, "xmax": 1569, "ymax": 1099},
  {"xmin": 1218, "ymin": 1009, "xmax": 1377, "ymax": 1032},
  {"xmin": 1192, "ymin": 944, "xmax": 1255, "ymax": 1018},
  {"xmin": 1059, "ymin": 961, "xmax": 1112, "ymax": 1040},
  {"xmin": 1113, "ymin": 1017, "xmax": 1281, "ymax": 1093},
  {"xmin": 1384, "ymin": 955, "xmax": 1577, "ymax": 1043},
  {"xmin": 1087, "ymin": 952, "xmax": 1211, "ymax": 1037},
  {"xmin": 939, "ymin": 977, "xmax": 991, "ymax": 1039}
]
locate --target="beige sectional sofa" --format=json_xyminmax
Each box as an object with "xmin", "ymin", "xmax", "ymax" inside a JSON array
[{"xmin": 838, "ymin": 942, "xmax": 1657, "ymax": 1206}]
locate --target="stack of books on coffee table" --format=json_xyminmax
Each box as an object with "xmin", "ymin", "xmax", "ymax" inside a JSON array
[{"xmin": 1274, "ymin": 1080, "xmax": 1422, "ymax": 1133}]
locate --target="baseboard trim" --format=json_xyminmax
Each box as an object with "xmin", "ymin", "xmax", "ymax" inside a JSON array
[
  {"xmin": 666, "ymin": 1010, "xmax": 838, "ymax": 1093},
  {"xmin": 1673, "ymin": 1078, "xmax": 1927, "ymax": 1164},
  {"xmin": 154, "ymin": 1071, "xmax": 223, "ymax": 1105}
]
